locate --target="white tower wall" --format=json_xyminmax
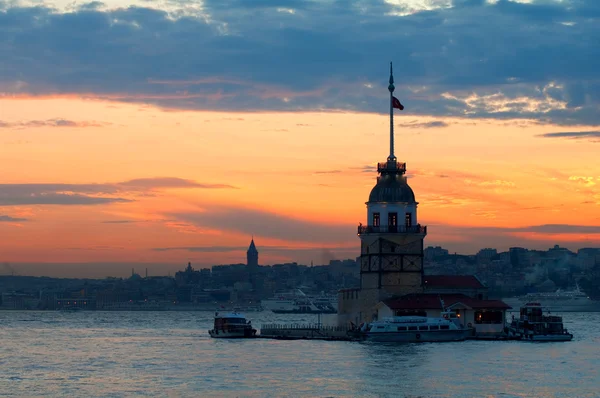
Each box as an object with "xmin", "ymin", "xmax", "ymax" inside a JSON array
[{"xmin": 367, "ymin": 202, "xmax": 418, "ymax": 227}]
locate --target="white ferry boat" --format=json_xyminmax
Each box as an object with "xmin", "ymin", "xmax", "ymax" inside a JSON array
[
  {"xmin": 502, "ymin": 284, "xmax": 600, "ymax": 312},
  {"xmin": 261, "ymin": 289, "xmax": 337, "ymax": 314},
  {"xmin": 208, "ymin": 312, "xmax": 257, "ymax": 338},
  {"xmin": 507, "ymin": 302, "xmax": 573, "ymax": 342},
  {"xmin": 358, "ymin": 311, "xmax": 473, "ymax": 343}
]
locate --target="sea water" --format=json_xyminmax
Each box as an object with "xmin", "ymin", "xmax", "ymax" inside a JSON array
[{"xmin": 0, "ymin": 311, "xmax": 598, "ymax": 397}]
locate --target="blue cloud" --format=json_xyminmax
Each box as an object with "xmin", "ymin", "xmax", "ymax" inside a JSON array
[
  {"xmin": 0, "ymin": 177, "xmax": 235, "ymax": 206},
  {"xmin": 0, "ymin": 0, "xmax": 599, "ymax": 124},
  {"xmin": 0, "ymin": 215, "xmax": 28, "ymax": 222},
  {"xmin": 538, "ymin": 131, "xmax": 600, "ymax": 140}
]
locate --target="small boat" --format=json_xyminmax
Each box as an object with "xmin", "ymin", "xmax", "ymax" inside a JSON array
[
  {"xmin": 356, "ymin": 311, "xmax": 473, "ymax": 343},
  {"xmin": 507, "ymin": 302, "xmax": 573, "ymax": 341},
  {"xmin": 208, "ymin": 312, "xmax": 257, "ymax": 338}
]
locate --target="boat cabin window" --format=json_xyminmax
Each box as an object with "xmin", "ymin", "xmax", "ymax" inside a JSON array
[
  {"xmin": 397, "ymin": 326, "xmax": 407, "ymax": 331},
  {"xmin": 395, "ymin": 310, "xmax": 427, "ymax": 317},
  {"xmin": 440, "ymin": 325, "xmax": 450, "ymax": 330},
  {"xmin": 377, "ymin": 326, "xmax": 385, "ymax": 329},
  {"xmin": 418, "ymin": 326, "xmax": 428, "ymax": 331},
  {"xmin": 475, "ymin": 310, "xmax": 503, "ymax": 324},
  {"xmin": 408, "ymin": 326, "xmax": 418, "ymax": 331},
  {"xmin": 429, "ymin": 325, "xmax": 439, "ymax": 330},
  {"xmin": 220, "ymin": 317, "xmax": 246, "ymax": 324}
]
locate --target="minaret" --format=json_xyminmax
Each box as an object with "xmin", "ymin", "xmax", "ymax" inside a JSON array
[
  {"xmin": 356, "ymin": 62, "xmax": 427, "ymax": 309},
  {"xmin": 247, "ymin": 237, "xmax": 259, "ymax": 268}
]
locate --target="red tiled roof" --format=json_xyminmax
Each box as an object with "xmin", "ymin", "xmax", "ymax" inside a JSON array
[
  {"xmin": 383, "ymin": 293, "xmax": 511, "ymax": 310},
  {"xmin": 450, "ymin": 298, "xmax": 512, "ymax": 310},
  {"xmin": 423, "ymin": 275, "xmax": 485, "ymax": 289}
]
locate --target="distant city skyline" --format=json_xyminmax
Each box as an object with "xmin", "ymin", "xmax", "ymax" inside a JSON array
[
  {"xmin": 1, "ymin": 242, "xmax": 597, "ymax": 279},
  {"xmin": 1, "ymin": 0, "xmax": 599, "ymax": 276}
]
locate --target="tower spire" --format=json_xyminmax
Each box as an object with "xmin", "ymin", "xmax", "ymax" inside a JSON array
[{"xmin": 388, "ymin": 61, "xmax": 396, "ymax": 162}]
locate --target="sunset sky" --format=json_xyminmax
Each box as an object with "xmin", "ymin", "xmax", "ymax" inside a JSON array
[{"xmin": 1, "ymin": 0, "xmax": 599, "ymax": 277}]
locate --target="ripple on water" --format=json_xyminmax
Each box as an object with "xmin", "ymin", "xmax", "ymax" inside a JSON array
[{"xmin": 0, "ymin": 311, "xmax": 599, "ymax": 397}]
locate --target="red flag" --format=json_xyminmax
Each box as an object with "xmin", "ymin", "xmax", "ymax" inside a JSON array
[{"xmin": 392, "ymin": 96, "xmax": 404, "ymax": 110}]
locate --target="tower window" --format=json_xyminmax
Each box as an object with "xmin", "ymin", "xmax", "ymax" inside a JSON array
[
  {"xmin": 388, "ymin": 212, "xmax": 397, "ymax": 227},
  {"xmin": 373, "ymin": 213, "xmax": 380, "ymax": 227},
  {"xmin": 405, "ymin": 212, "xmax": 412, "ymax": 227}
]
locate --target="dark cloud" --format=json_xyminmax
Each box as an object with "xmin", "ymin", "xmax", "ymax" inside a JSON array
[
  {"xmin": 78, "ymin": 1, "xmax": 105, "ymax": 11},
  {"xmin": 118, "ymin": 177, "xmax": 236, "ymax": 189},
  {"xmin": 0, "ymin": 193, "xmax": 130, "ymax": 206},
  {"xmin": 434, "ymin": 223, "xmax": 600, "ymax": 236},
  {"xmin": 0, "ymin": 1, "xmax": 599, "ymax": 124},
  {"xmin": 397, "ymin": 121, "xmax": 449, "ymax": 129},
  {"xmin": 203, "ymin": 0, "xmax": 314, "ymax": 10},
  {"xmin": 155, "ymin": 221, "xmax": 600, "ymax": 259},
  {"xmin": 169, "ymin": 207, "xmax": 355, "ymax": 243},
  {"xmin": 153, "ymin": 244, "xmax": 355, "ymax": 253},
  {"xmin": 537, "ymin": 131, "xmax": 600, "ymax": 140},
  {"xmin": 314, "ymin": 170, "xmax": 342, "ymax": 174},
  {"xmin": 152, "ymin": 243, "xmax": 358, "ymax": 265},
  {"xmin": 349, "ymin": 165, "xmax": 376, "ymax": 174},
  {"xmin": 0, "ymin": 119, "xmax": 110, "ymax": 129},
  {"xmin": 0, "ymin": 214, "xmax": 28, "ymax": 222},
  {"xmin": 425, "ymin": 223, "xmax": 600, "ymax": 254},
  {"xmin": 503, "ymin": 224, "xmax": 600, "ymax": 234},
  {"xmin": 0, "ymin": 177, "xmax": 235, "ymax": 206},
  {"xmin": 153, "ymin": 246, "xmax": 244, "ymax": 253}
]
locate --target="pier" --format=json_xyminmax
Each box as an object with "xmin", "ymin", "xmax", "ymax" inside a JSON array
[
  {"xmin": 259, "ymin": 323, "xmax": 355, "ymax": 341},
  {"xmin": 256, "ymin": 324, "xmax": 524, "ymax": 342}
]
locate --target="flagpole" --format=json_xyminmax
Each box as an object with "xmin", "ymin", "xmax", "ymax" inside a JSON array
[{"xmin": 388, "ymin": 62, "xmax": 396, "ymax": 162}]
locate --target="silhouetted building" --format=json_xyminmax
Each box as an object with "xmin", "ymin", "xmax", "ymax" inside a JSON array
[
  {"xmin": 247, "ymin": 238, "xmax": 259, "ymax": 267},
  {"xmin": 477, "ymin": 248, "xmax": 497, "ymax": 262},
  {"xmin": 509, "ymin": 247, "xmax": 529, "ymax": 269}
]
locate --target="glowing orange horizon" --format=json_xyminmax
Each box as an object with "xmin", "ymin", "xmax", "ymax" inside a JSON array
[{"xmin": 1, "ymin": 97, "xmax": 599, "ymax": 275}]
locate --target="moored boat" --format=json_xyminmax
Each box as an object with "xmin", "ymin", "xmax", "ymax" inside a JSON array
[
  {"xmin": 208, "ymin": 312, "xmax": 257, "ymax": 338},
  {"xmin": 507, "ymin": 302, "xmax": 573, "ymax": 342},
  {"xmin": 356, "ymin": 311, "xmax": 473, "ymax": 343},
  {"xmin": 261, "ymin": 289, "xmax": 337, "ymax": 314},
  {"xmin": 502, "ymin": 284, "xmax": 599, "ymax": 312}
]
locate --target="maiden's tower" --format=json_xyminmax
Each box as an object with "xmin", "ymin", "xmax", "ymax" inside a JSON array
[
  {"xmin": 337, "ymin": 65, "xmax": 510, "ymax": 336},
  {"xmin": 338, "ymin": 63, "xmax": 427, "ymax": 325}
]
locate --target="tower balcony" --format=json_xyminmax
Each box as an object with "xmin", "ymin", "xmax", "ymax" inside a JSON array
[
  {"xmin": 377, "ymin": 161, "xmax": 406, "ymax": 174},
  {"xmin": 357, "ymin": 224, "xmax": 427, "ymax": 235}
]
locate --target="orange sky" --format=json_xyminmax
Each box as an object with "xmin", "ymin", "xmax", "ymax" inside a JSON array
[{"xmin": 1, "ymin": 96, "xmax": 599, "ymax": 276}]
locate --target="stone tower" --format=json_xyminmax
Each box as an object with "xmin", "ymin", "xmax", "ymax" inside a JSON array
[
  {"xmin": 357, "ymin": 63, "xmax": 427, "ymax": 304},
  {"xmin": 338, "ymin": 63, "xmax": 427, "ymax": 325},
  {"xmin": 247, "ymin": 237, "xmax": 259, "ymax": 268}
]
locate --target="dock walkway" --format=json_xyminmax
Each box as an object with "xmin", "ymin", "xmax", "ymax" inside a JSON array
[{"xmin": 259, "ymin": 323, "xmax": 355, "ymax": 341}]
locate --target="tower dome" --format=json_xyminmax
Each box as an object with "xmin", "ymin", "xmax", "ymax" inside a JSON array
[{"xmin": 368, "ymin": 161, "xmax": 416, "ymax": 203}]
